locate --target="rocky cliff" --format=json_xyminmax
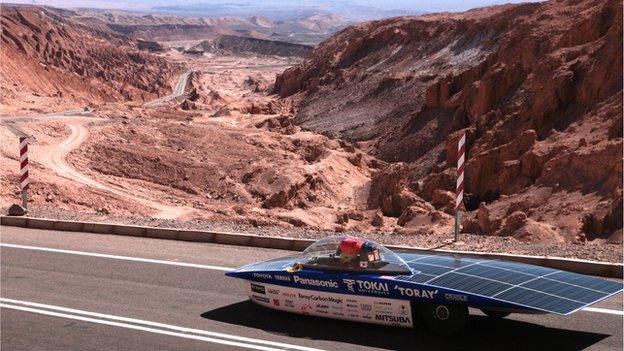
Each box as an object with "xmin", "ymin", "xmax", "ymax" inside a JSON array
[
  {"xmin": 0, "ymin": 5, "xmax": 177, "ymax": 106},
  {"xmin": 193, "ymin": 35, "xmax": 313, "ymax": 57},
  {"xmin": 275, "ymin": 0, "xmax": 623, "ymax": 243}
]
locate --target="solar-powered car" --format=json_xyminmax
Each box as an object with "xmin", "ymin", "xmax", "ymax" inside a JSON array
[{"xmin": 226, "ymin": 236, "xmax": 623, "ymax": 334}]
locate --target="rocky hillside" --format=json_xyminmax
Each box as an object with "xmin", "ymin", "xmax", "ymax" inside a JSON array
[
  {"xmin": 0, "ymin": 5, "xmax": 177, "ymax": 109},
  {"xmin": 192, "ymin": 35, "xmax": 313, "ymax": 57},
  {"xmin": 275, "ymin": 0, "xmax": 623, "ymax": 244}
]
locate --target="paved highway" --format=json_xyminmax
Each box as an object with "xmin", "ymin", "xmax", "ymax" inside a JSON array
[
  {"xmin": 1, "ymin": 226, "xmax": 622, "ymax": 350},
  {"xmin": 143, "ymin": 63, "xmax": 293, "ymax": 108},
  {"xmin": 144, "ymin": 70, "xmax": 193, "ymax": 108}
]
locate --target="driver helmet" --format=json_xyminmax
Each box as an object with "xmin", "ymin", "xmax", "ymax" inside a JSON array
[{"xmin": 337, "ymin": 237, "xmax": 364, "ymax": 264}]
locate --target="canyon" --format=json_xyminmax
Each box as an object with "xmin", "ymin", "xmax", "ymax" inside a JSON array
[
  {"xmin": 0, "ymin": 1, "xmax": 621, "ymax": 261},
  {"xmin": 275, "ymin": 0, "xmax": 623, "ymax": 245}
]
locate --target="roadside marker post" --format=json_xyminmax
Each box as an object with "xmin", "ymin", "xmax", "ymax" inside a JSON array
[
  {"xmin": 454, "ymin": 131, "xmax": 466, "ymax": 242},
  {"xmin": 19, "ymin": 136, "xmax": 29, "ymax": 211}
]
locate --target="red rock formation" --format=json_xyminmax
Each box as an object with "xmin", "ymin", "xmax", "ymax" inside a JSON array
[
  {"xmin": 276, "ymin": 0, "xmax": 623, "ymax": 243},
  {"xmin": 0, "ymin": 5, "xmax": 177, "ymax": 103}
]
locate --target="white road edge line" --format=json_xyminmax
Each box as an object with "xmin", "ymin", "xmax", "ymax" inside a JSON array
[
  {"xmin": 0, "ymin": 243, "xmax": 231, "ymax": 271},
  {"xmin": 581, "ymin": 307, "xmax": 624, "ymax": 316},
  {"xmin": 0, "ymin": 303, "xmax": 282, "ymax": 351},
  {"xmin": 2, "ymin": 243, "xmax": 622, "ymax": 316},
  {"xmin": 0, "ymin": 299, "xmax": 325, "ymax": 351}
]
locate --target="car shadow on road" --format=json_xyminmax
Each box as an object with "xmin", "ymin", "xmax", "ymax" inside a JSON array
[{"xmin": 201, "ymin": 301, "xmax": 608, "ymax": 351}]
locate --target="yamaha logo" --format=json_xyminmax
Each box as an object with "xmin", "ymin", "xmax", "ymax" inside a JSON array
[{"xmin": 274, "ymin": 275, "xmax": 291, "ymax": 282}]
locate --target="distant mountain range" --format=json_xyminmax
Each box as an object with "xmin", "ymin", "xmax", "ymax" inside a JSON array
[
  {"xmin": 6, "ymin": 0, "xmax": 542, "ymax": 21},
  {"xmin": 150, "ymin": 1, "xmax": 424, "ymax": 21}
]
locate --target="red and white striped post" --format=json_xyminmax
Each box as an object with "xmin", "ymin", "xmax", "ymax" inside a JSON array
[
  {"xmin": 19, "ymin": 136, "xmax": 29, "ymax": 210},
  {"xmin": 454, "ymin": 131, "xmax": 466, "ymax": 242}
]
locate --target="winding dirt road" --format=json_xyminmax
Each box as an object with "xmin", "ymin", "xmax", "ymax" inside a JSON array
[
  {"xmin": 4, "ymin": 70, "xmax": 195, "ymax": 219},
  {"xmin": 38, "ymin": 121, "xmax": 189, "ymax": 219}
]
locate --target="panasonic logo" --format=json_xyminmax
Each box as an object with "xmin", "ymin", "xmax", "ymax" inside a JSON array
[
  {"xmin": 293, "ymin": 276, "xmax": 338, "ymax": 288},
  {"xmin": 374, "ymin": 314, "xmax": 411, "ymax": 324}
]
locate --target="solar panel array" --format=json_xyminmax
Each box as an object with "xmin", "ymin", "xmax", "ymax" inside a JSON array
[
  {"xmin": 395, "ymin": 252, "xmax": 623, "ymax": 314},
  {"xmin": 234, "ymin": 250, "xmax": 622, "ymax": 315}
]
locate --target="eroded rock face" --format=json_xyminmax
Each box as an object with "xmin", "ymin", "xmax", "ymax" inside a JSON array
[
  {"xmin": 0, "ymin": 5, "xmax": 177, "ymax": 102},
  {"xmin": 367, "ymin": 163, "xmax": 425, "ymax": 217},
  {"xmin": 276, "ymin": 0, "xmax": 623, "ymax": 243}
]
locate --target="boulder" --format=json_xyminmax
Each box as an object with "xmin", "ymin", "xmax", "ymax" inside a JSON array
[
  {"xmin": 475, "ymin": 203, "xmax": 501, "ymax": 235},
  {"xmin": 8, "ymin": 204, "xmax": 26, "ymax": 216},
  {"xmin": 497, "ymin": 211, "xmax": 528, "ymax": 236},
  {"xmin": 368, "ymin": 163, "xmax": 426, "ymax": 217},
  {"xmin": 335, "ymin": 212, "xmax": 349, "ymax": 224},
  {"xmin": 371, "ymin": 212, "xmax": 384, "ymax": 227},
  {"xmin": 397, "ymin": 204, "xmax": 436, "ymax": 227},
  {"xmin": 431, "ymin": 190, "xmax": 454, "ymax": 209}
]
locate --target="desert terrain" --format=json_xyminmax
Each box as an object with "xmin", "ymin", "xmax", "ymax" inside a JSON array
[{"xmin": 1, "ymin": 1, "xmax": 622, "ymax": 262}]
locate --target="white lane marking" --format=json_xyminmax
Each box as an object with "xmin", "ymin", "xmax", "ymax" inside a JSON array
[
  {"xmin": 1, "ymin": 299, "xmax": 325, "ymax": 351},
  {"xmin": 2, "ymin": 243, "xmax": 622, "ymax": 316},
  {"xmin": 1, "ymin": 303, "xmax": 281, "ymax": 351},
  {"xmin": 581, "ymin": 307, "xmax": 624, "ymax": 316},
  {"xmin": 0, "ymin": 243, "xmax": 231, "ymax": 272}
]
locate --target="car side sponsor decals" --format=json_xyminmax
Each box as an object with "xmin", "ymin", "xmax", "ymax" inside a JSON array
[
  {"xmin": 252, "ymin": 273, "xmax": 272, "ymax": 279},
  {"xmin": 274, "ymin": 275, "xmax": 291, "ymax": 282},
  {"xmin": 444, "ymin": 293, "xmax": 468, "ymax": 302},
  {"xmin": 374, "ymin": 314, "xmax": 412, "ymax": 324},
  {"xmin": 393, "ymin": 286, "xmax": 439, "ymax": 299},
  {"xmin": 250, "ymin": 283, "xmax": 266, "ymax": 295},
  {"xmin": 248, "ymin": 282, "xmax": 413, "ymax": 327},
  {"xmin": 251, "ymin": 295, "xmax": 270, "ymax": 304},
  {"xmin": 341, "ymin": 279, "xmax": 438, "ymax": 299},
  {"xmin": 293, "ymin": 276, "xmax": 339, "ymax": 288},
  {"xmin": 297, "ymin": 293, "xmax": 342, "ymax": 304},
  {"xmin": 267, "ymin": 288, "xmax": 280, "ymax": 295},
  {"xmin": 343, "ymin": 279, "xmax": 389, "ymax": 295}
]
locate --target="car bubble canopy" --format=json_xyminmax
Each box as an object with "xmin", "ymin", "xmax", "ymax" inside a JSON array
[{"xmin": 300, "ymin": 235, "xmax": 412, "ymax": 274}]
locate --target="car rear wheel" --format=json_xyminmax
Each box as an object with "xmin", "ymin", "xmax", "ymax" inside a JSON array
[
  {"xmin": 480, "ymin": 309, "xmax": 511, "ymax": 319},
  {"xmin": 420, "ymin": 304, "xmax": 468, "ymax": 335}
]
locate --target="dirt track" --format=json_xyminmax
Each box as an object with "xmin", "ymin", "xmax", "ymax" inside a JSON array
[
  {"xmin": 2, "ymin": 103, "xmax": 192, "ymax": 219},
  {"xmin": 37, "ymin": 120, "xmax": 190, "ymax": 219}
]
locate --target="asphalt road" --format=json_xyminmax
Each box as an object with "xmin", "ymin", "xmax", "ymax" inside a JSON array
[
  {"xmin": 1, "ymin": 226, "xmax": 622, "ymax": 351},
  {"xmin": 144, "ymin": 70, "xmax": 192, "ymax": 107}
]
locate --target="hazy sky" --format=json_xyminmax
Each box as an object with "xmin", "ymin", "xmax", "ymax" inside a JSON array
[{"xmin": 3, "ymin": 0, "xmax": 542, "ymax": 20}]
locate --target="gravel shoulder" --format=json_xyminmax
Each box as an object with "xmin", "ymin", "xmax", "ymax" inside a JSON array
[{"xmin": 10, "ymin": 205, "xmax": 622, "ymax": 264}]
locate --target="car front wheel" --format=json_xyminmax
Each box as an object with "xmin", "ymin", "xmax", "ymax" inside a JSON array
[{"xmin": 420, "ymin": 303, "xmax": 468, "ymax": 335}]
